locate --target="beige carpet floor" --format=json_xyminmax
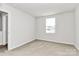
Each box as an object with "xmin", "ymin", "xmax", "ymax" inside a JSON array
[{"xmin": 0, "ymin": 40, "xmax": 78, "ymax": 56}]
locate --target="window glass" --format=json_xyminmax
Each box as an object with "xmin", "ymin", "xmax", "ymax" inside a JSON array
[{"xmin": 46, "ymin": 17, "xmax": 56, "ymax": 33}]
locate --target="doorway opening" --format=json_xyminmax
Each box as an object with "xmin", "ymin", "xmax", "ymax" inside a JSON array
[{"xmin": 0, "ymin": 11, "xmax": 8, "ymax": 51}]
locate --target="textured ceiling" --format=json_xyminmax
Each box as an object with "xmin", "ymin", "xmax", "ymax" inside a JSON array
[{"xmin": 8, "ymin": 3, "xmax": 79, "ymax": 17}]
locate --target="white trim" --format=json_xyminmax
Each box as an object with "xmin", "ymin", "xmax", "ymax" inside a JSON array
[
  {"xmin": 2, "ymin": 14, "xmax": 8, "ymax": 45},
  {"xmin": 36, "ymin": 38, "xmax": 74, "ymax": 45},
  {"xmin": 8, "ymin": 39, "xmax": 35, "ymax": 51},
  {"xmin": 0, "ymin": 5, "xmax": 11, "ymax": 50}
]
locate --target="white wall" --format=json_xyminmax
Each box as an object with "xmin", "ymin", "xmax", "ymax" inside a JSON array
[
  {"xmin": 0, "ymin": 3, "xmax": 76, "ymax": 50},
  {"xmin": 75, "ymin": 6, "xmax": 79, "ymax": 49},
  {"xmin": 0, "ymin": 4, "xmax": 35, "ymax": 50},
  {"xmin": 36, "ymin": 11, "xmax": 75, "ymax": 44}
]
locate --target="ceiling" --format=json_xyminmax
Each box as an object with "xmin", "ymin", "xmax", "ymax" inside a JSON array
[{"xmin": 8, "ymin": 3, "xmax": 79, "ymax": 17}]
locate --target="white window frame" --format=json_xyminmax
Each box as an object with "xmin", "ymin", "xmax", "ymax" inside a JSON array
[{"xmin": 46, "ymin": 17, "xmax": 56, "ymax": 33}]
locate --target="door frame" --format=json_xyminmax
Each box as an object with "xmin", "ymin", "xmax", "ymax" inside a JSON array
[
  {"xmin": 0, "ymin": 7, "xmax": 10, "ymax": 50},
  {"xmin": 2, "ymin": 13, "xmax": 8, "ymax": 45}
]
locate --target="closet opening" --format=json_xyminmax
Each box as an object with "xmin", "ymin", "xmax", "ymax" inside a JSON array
[{"xmin": 0, "ymin": 11, "xmax": 8, "ymax": 51}]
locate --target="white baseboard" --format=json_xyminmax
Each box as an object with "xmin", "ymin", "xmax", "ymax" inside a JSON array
[
  {"xmin": 74, "ymin": 45, "xmax": 79, "ymax": 50},
  {"xmin": 8, "ymin": 38, "xmax": 79, "ymax": 51},
  {"xmin": 36, "ymin": 39, "xmax": 73, "ymax": 45},
  {"xmin": 8, "ymin": 39, "xmax": 35, "ymax": 51}
]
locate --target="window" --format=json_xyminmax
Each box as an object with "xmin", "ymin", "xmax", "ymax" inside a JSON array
[{"xmin": 46, "ymin": 17, "xmax": 56, "ymax": 33}]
